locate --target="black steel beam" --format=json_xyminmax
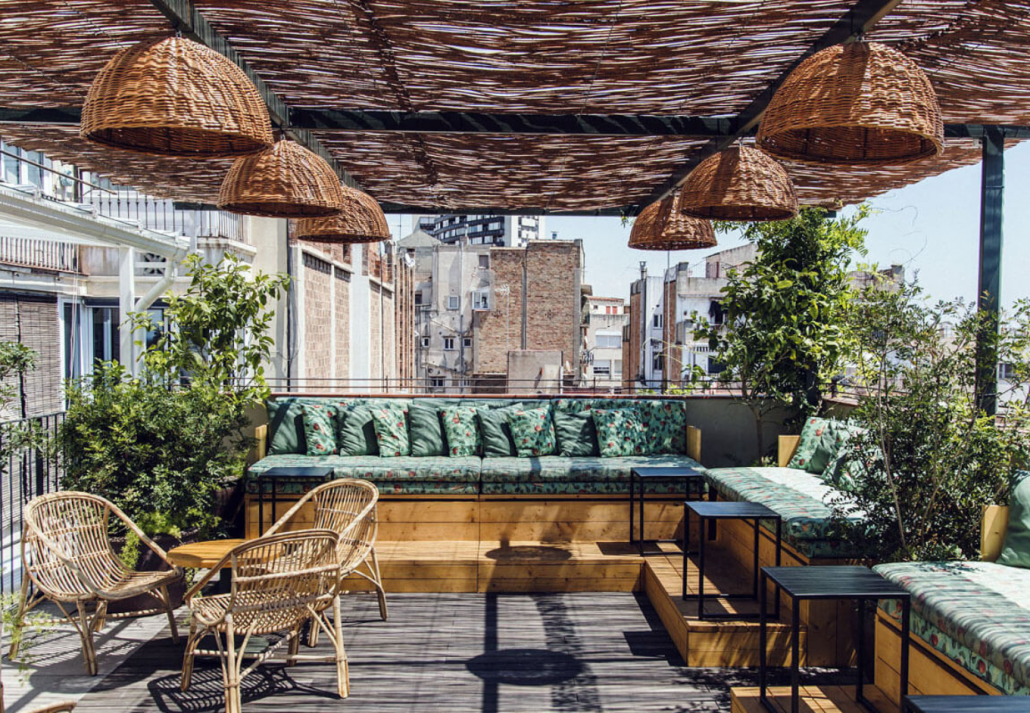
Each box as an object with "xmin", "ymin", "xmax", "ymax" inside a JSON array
[
  {"xmin": 378, "ymin": 202, "xmax": 632, "ymax": 217},
  {"xmin": 144, "ymin": 0, "xmax": 362, "ymax": 189},
  {"xmin": 636, "ymin": 0, "xmax": 906, "ymax": 210},
  {"xmin": 975, "ymin": 126, "xmax": 1005, "ymax": 416},
  {"xmin": 5, "ymin": 106, "xmax": 1028, "ymax": 140}
]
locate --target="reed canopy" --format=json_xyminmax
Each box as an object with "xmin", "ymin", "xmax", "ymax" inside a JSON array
[
  {"xmin": 80, "ymin": 36, "xmax": 273, "ymax": 159},
  {"xmin": 757, "ymin": 42, "xmax": 944, "ymax": 166}
]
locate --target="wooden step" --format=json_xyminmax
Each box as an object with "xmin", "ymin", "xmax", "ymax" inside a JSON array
[{"xmin": 731, "ymin": 685, "xmax": 898, "ymax": 713}]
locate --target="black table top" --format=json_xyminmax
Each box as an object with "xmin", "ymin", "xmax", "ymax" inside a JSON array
[
  {"xmin": 631, "ymin": 466, "xmax": 705, "ymax": 479},
  {"xmin": 905, "ymin": 695, "xmax": 1030, "ymax": 712},
  {"xmin": 257, "ymin": 466, "xmax": 335, "ymax": 478},
  {"xmin": 685, "ymin": 501, "xmax": 779, "ymax": 519},
  {"xmin": 761, "ymin": 565, "xmax": 911, "ymax": 599}
]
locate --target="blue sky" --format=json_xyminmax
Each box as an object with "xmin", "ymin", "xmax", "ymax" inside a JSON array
[{"xmin": 392, "ymin": 141, "xmax": 1030, "ymax": 308}]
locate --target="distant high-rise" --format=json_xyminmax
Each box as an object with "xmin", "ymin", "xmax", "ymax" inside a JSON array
[{"xmin": 416, "ymin": 214, "xmax": 545, "ymax": 248}]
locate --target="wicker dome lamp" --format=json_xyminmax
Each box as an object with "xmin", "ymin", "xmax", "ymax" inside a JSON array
[
  {"xmin": 218, "ymin": 139, "xmax": 346, "ymax": 218},
  {"xmin": 293, "ymin": 186, "xmax": 391, "ymax": 243},
  {"xmin": 81, "ymin": 36, "xmax": 273, "ymax": 158},
  {"xmin": 757, "ymin": 42, "xmax": 944, "ymax": 166},
  {"xmin": 679, "ymin": 145, "xmax": 798, "ymax": 222},
  {"xmin": 629, "ymin": 192, "xmax": 716, "ymax": 250}
]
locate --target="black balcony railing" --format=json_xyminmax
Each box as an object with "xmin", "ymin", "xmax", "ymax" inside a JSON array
[
  {"xmin": 89, "ymin": 191, "xmax": 248, "ymax": 244},
  {"xmin": 0, "ymin": 412, "xmax": 63, "ymax": 595}
]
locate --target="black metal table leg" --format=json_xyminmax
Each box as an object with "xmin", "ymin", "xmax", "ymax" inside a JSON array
[
  {"xmin": 901, "ymin": 597, "xmax": 911, "ymax": 706},
  {"xmin": 774, "ymin": 517, "xmax": 781, "ymax": 621},
  {"xmin": 638, "ymin": 474, "xmax": 645, "ymax": 556},
  {"xmin": 258, "ymin": 475, "xmax": 264, "ymax": 536},
  {"xmin": 856, "ymin": 598, "xmax": 866, "ymax": 706},
  {"xmin": 791, "ymin": 597, "xmax": 801, "ymax": 713},
  {"xmin": 629, "ymin": 473, "xmax": 635, "ymax": 552},
  {"xmin": 751, "ymin": 518, "xmax": 760, "ymax": 600},
  {"xmin": 759, "ymin": 568, "xmax": 769, "ymax": 711},
  {"xmin": 682, "ymin": 505, "xmax": 690, "ymax": 599},
  {"xmin": 697, "ymin": 514, "xmax": 706, "ymax": 620}
]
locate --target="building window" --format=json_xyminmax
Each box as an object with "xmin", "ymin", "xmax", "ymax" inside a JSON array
[
  {"xmin": 463, "ymin": 337, "xmax": 473, "ymax": 348},
  {"xmin": 443, "ymin": 337, "xmax": 456, "ymax": 351},
  {"xmin": 420, "ymin": 337, "xmax": 430, "ymax": 348},
  {"xmin": 431, "ymin": 377, "xmax": 445, "ymax": 388},
  {"xmin": 447, "ymin": 295, "xmax": 460, "ymax": 311},
  {"xmin": 472, "ymin": 290, "xmax": 490, "ymax": 311},
  {"xmin": 592, "ymin": 361, "xmax": 611, "ymax": 376},
  {"xmin": 653, "ymin": 352, "xmax": 664, "ymax": 372},
  {"xmin": 478, "ymin": 254, "xmax": 489, "ymax": 269},
  {"xmin": 414, "ymin": 291, "xmax": 423, "ymax": 306},
  {"xmin": 653, "ymin": 314, "xmax": 663, "ymax": 329},
  {"xmin": 614, "ymin": 360, "xmax": 622, "ymax": 376},
  {"xmin": 595, "ymin": 332, "xmax": 620, "ymax": 349}
]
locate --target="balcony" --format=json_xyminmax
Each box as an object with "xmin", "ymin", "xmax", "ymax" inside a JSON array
[{"xmin": 0, "ymin": 235, "xmax": 79, "ymax": 273}]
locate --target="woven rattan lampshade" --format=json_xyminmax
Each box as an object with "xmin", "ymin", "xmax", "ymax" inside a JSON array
[
  {"xmin": 81, "ymin": 36, "xmax": 273, "ymax": 158},
  {"xmin": 629, "ymin": 193, "xmax": 716, "ymax": 250},
  {"xmin": 218, "ymin": 140, "xmax": 345, "ymax": 218},
  {"xmin": 294, "ymin": 186, "xmax": 391, "ymax": 243},
  {"xmin": 757, "ymin": 42, "xmax": 944, "ymax": 166},
  {"xmin": 679, "ymin": 146, "xmax": 798, "ymax": 222}
]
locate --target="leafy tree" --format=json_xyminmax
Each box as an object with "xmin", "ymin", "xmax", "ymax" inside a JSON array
[
  {"xmin": 0, "ymin": 342, "xmax": 47, "ymax": 486},
  {"xmin": 831, "ymin": 282, "xmax": 1030, "ymax": 561},
  {"xmin": 694, "ymin": 206, "xmax": 868, "ymax": 460},
  {"xmin": 59, "ymin": 254, "xmax": 290, "ymax": 542}
]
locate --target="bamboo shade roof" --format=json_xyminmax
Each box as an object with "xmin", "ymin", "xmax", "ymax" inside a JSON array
[{"xmin": 0, "ymin": 0, "xmax": 1028, "ymax": 212}]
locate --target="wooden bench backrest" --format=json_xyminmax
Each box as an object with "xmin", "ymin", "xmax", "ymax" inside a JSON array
[
  {"xmin": 778, "ymin": 435, "xmax": 800, "ymax": 468},
  {"xmin": 982, "ymin": 505, "xmax": 1009, "ymax": 562}
]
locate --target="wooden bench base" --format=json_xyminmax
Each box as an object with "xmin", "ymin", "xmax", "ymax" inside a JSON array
[{"xmin": 730, "ymin": 685, "xmax": 897, "ymax": 713}]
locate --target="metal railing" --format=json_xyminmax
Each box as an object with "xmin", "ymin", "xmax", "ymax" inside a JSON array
[
  {"xmin": 0, "ymin": 235, "xmax": 79, "ymax": 273},
  {"xmin": 88, "ymin": 191, "xmax": 248, "ymax": 244},
  {"xmin": 0, "ymin": 412, "xmax": 63, "ymax": 595}
]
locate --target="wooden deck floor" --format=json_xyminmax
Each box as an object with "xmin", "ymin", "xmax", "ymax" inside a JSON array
[{"xmin": 58, "ymin": 591, "xmax": 825, "ymax": 713}]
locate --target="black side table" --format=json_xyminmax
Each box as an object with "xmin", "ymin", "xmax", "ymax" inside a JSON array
[
  {"xmin": 759, "ymin": 565, "xmax": 911, "ymax": 713},
  {"xmin": 255, "ymin": 465, "xmax": 335, "ymax": 533},
  {"xmin": 629, "ymin": 466, "xmax": 705, "ymax": 556},
  {"xmin": 904, "ymin": 696, "xmax": 1030, "ymax": 712},
  {"xmin": 683, "ymin": 501, "xmax": 781, "ymax": 620}
]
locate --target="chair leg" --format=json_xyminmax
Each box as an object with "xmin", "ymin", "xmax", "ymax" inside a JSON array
[
  {"xmin": 222, "ymin": 615, "xmax": 241, "ymax": 713},
  {"xmin": 307, "ymin": 616, "xmax": 320, "ymax": 648},
  {"xmin": 76, "ymin": 605, "xmax": 99, "ymax": 677},
  {"xmin": 369, "ymin": 547, "xmax": 388, "ymax": 621},
  {"xmin": 288, "ymin": 625, "xmax": 301, "ymax": 665},
  {"xmin": 8, "ymin": 576, "xmax": 30, "ymax": 660},
  {"xmin": 159, "ymin": 585, "xmax": 179, "ymax": 643},
  {"xmin": 332, "ymin": 594, "xmax": 349, "ymax": 699},
  {"xmin": 91, "ymin": 601, "xmax": 108, "ymax": 633},
  {"xmin": 181, "ymin": 619, "xmax": 199, "ymax": 691}
]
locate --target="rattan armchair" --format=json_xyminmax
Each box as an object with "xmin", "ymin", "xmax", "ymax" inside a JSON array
[
  {"xmin": 264, "ymin": 479, "xmax": 386, "ymax": 621},
  {"xmin": 181, "ymin": 530, "xmax": 344, "ymax": 713},
  {"xmin": 10, "ymin": 492, "xmax": 182, "ymax": 676}
]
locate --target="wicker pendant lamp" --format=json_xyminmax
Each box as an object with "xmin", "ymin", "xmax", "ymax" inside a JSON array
[
  {"xmin": 218, "ymin": 139, "xmax": 345, "ymax": 218},
  {"xmin": 757, "ymin": 42, "xmax": 944, "ymax": 165},
  {"xmin": 294, "ymin": 186, "xmax": 391, "ymax": 243},
  {"xmin": 629, "ymin": 192, "xmax": 715, "ymax": 250},
  {"xmin": 679, "ymin": 145, "xmax": 798, "ymax": 222},
  {"xmin": 81, "ymin": 36, "xmax": 273, "ymax": 158}
]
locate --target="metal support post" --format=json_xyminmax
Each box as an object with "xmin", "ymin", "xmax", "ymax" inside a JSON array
[{"xmin": 976, "ymin": 127, "xmax": 1004, "ymax": 416}]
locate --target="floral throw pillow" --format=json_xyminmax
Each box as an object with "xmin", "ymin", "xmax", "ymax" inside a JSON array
[
  {"xmin": 592, "ymin": 408, "xmax": 647, "ymax": 457},
  {"xmin": 371, "ymin": 403, "xmax": 410, "ymax": 457},
  {"xmin": 507, "ymin": 407, "xmax": 556, "ymax": 458},
  {"xmin": 641, "ymin": 401, "xmax": 688, "ymax": 454},
  {"xmin": 440, "ymin": 406, "xmax": 481, "ymax": 457},
  {"xmin": 301, "ymin": 402, "xmax": 338, "ymax": 456},
  {"xmin": 787, "ymin": 417, "xmax": 830, "ymax": 470}
]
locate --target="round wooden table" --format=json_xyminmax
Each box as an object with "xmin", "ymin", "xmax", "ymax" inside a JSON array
[{"xmin": 168, "ymin": 539, "xmax": 246, "ymax": 592}]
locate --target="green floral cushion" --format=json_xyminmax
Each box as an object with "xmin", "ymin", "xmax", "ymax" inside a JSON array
[
  {"xmin": 999, "ymin": 471, "xmax": 1030, "ymax": 569},
  {"xmin": 408, "ymin": 401, "xmax": 448, "ymax": 457},
  {"xmin": 553, "ymin": 410, "xmax": 599, "ymax": 457},
  {"xmin": 507, "ymin": 406, "xmax": 556, "ymax": 457},
  {"xmin": 477, "ymin": 405, "xmax": 522, "ymax": 458},
  {"xmin": 787, "ymin": 417, "xmax": 831, "ymax": 470},
  {"xmin": 440, "ymin": 406, "xmax": 481, "ymax": 457},
  {"xmin": 592, "ymin": 407, "xmax": 647, "ymax": 457},
  {"xmin": 300, "ymin": 402, "xmax": 339, "ymax": 455},
  {"xmin": 640, "ymin": 400, "xmax": 688, "ymax": 454},
  {"xmin": 338, "ymin": 404, "xmax": 379, "ymax": 456},
  {"xmin": 266, "ymin": 399, "xmax": 306, "ymax": 454},
  {"xmin": 370, "ymin": 402, "xmax": 411, "ymax": 457}
]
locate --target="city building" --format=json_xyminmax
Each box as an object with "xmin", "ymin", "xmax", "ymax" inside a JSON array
[
  {"xmin": 417, "ymin": 214, "xmax": 546, "ymax": 248},
  {"xmin": 581, "ymin": 296, "xmax": 626, "ymax": 389},
  {"xmin": 405, "ymin": 237, "xmax": 584, "ymax": 391},
  {"xmin": 0, "ymin": 134, "xmax": 415, "ymax": 413}
]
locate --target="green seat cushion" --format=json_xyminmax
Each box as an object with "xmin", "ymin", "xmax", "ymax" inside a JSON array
[
  {"xmin": 338, "ymin": 405, "xmax": 379, "ymax": 456},
  {"xmin": 300, "ymin": 402, "xmax": 340, "ymax": 455},
  {"xmin": 479, "ymin": 454, "xmax": 704, "ymax": 494},
  {"xmin": 370, "ymin": 402, "xmax": 411, "ymax": 457},
  {"xmin": 592, "ymin": 407, "xmax": 648, "ymax": 457},
  {"xmin": 507, "ymin": 406, "xmax": 557, "ymax": 457},
  {"xmin": 440, "ymin": 405, "xmax": 481, "ymax": 457},
  {"xmin": 553, "ymin": 410, "xmax": 599, "ymax": 457},
  {"xmin": 248, "ymin": 454, "xmax": 480, "ymax": 495},
  {"xmin": 999, "ymin": 471, "xmax": 1030, "ymax": 568},
  {"xmin": 876, "ymin": 560, "xmax": 1030, "ymax": 696}
]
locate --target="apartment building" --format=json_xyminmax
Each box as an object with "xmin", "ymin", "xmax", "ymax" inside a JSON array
[
  {"xmin": 582, "ymin": 296, "xmax": 626, "ymax": 389},
  {"xmin": 417, "ymin": 214, "xmax": 546, "ymax": 248}
]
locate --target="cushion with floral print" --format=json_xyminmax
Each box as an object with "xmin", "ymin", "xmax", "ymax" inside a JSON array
[
  {"xmin": 439, "ymin": 405, "xmax": 481, "ymax": 457},
  {"xmin": 591, "ymin": 407, "xmax": 647, "ymax": 458},
  {"xmin": 300, "ymin": 402, "xmax": 339, "ymax": 456},
  {"xmin": 786, "ymin": 417, "xmax": 831, "ymax": 470},
  {"xmin": 506, "ymin": 406, "xmax": 557, "ymax": 458},
  {"xmin": 370, "ymin": 402, "xmax": 411, "ymax": 457},
  {"xmin": 640, "ymin": 400, "xmax": 688, "ymax": 454}
]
